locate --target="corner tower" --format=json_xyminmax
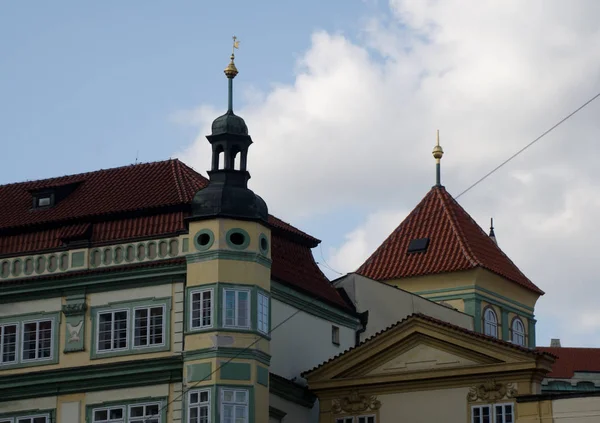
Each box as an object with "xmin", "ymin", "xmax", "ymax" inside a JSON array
[
  {"xmin": 357, "ymin": 132, "xmax": 544, "ymax": 348},
  {"xmin": 184, "ymin": 38, "xmax": 271, "ymax": 423}
]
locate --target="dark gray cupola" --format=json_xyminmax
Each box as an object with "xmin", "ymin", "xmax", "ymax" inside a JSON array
[{"xmin": 191, "ymin": 41, "xmax": 268, "ymax": 222}]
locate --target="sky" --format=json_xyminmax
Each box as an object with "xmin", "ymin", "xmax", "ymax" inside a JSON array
[{"xmin": 1, "ymin": 1, "xmax": 600, "ymax": 347}]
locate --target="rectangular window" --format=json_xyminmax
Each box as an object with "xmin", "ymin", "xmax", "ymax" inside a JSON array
[
  {"xmin": 16, "ymin": 416, "xmax": 50, "ymax": 423},
  {"xmin": 221, "ymin": 388, "xmax": 248, "ymax": 423},
  {"xmin": 188, "ymin": 389, "xmax": 210, "ymax": 423},
  {"xmin": 92, "ymin": 406, "xmax": 125, "ymax": 423},
  {"xmin": 128, "ymin": 402, "xmax": 161, "ymax": 423},
  {"xmin": 97, "ymin": 310, "xmax": 129, "ymax": 352},
  {"xmin": 0, "ymin": 323, "xmax": 17, "ymax": 364},
  {"xmin": 257, "ymin": 292, "xmax": 269, "ymax": 334},
  {"xmin": 494, "ymin": 404, "xmax": 514, "ymax": 423},
  {"xmin": 191, "ymin": 289, "xmax": 213, "ymax": 329},
  {"xmin": 332, "ymin": 325, "xmax": 340, "ymax": 345},
  {"xmin": 335, "ymin": 418, "xmax": 354, "ymax": 423},
  {"xmin": 133, "ymin": 306, "xmax": 165, "ymax": 348},
  {"xmin": 472, "ymin": 405, "xmax": 492, "ymax": 423},
  {"xmin": 223, "ymin": 289, "xmax": 250, "ymax": 328},
  {"xmin": 21, "ymin": 319, "xmax": 53, "ymax": 361},
  {"xmin": 357, "ymin": 417, "xmax": 376, "ymax": 423}
]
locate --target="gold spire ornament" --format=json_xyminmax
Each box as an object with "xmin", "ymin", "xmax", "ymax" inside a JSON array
[
  {"xmin": 224, "ymin": 35, "xmax": 240, "ymax": 79},
  {"xmin": 432, "ymin": 129, "xmax": 444, "ymax": 186}
]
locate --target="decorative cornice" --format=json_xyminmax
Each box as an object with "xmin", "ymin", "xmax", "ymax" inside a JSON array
[
  {"xmin": 186, "ymin": 249, "xmax": 272, "ymax": 268},
  {"xmin": 270, "ymin": 373, "xmax": 316, "ymax": 408},
  {"xmin": 467, "ymin": 379, "xmax": 518, "ymax": 402},
  {"xmin": 183, "ymin": 347, "xmax": 271, "ymax": 366},
  {"xmin": 332, "ymin": 390, "xmax": 381, "ymax": 414}
]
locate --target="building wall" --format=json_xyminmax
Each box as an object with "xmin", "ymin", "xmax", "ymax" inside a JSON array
[
  {"xmin": 334, "ymin": 273, "xmax": 473, "ymax": 341},
  {"xmin": 270, "ymin": 298, "xmax": 355, "ymax": 380}
]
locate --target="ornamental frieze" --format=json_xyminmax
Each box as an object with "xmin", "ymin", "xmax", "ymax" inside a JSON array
[
  {"xmin": 467, "ymin": 379, "xmax": 518, "ymax": 402},
  {"xmin": 332, "ymin": 390, "xmax": 381, "ymax": 414}
]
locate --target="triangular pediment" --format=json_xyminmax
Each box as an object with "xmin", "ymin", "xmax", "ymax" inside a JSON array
[
  {"xmin": 304, "ymin": 314, "xmax": 549, "ymax": 386},
  {"xmin": 365, "ymin": 342, "xmax": 480, "ymax": 376}
]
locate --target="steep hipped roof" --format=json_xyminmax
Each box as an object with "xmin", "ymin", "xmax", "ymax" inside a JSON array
[
  {"xmin": 357, "ymin": 186, "xmax": 543, "ymax": 295},
  {"xmin": 0, "ymin": 159, "xmax": 350, "ymax": 310},
  {"xmin": 537, "ymin": 347, "xmax": 600, "ymax": 378}
]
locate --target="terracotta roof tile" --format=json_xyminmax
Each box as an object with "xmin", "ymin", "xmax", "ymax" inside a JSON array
[
  {"xmin": 537, "ymin": 347, "xmax": 600, "ymax": 378},
  {"xmin": 357, "ymin": 186, "xmax": 544, "ymax": 295},
  {"xmin": 303, "ymin": 312, "xmax": 554, "ymax": 376},
  {"xmin": 0, "ymin": 159, "xmax": 350, "ymax": 310}
]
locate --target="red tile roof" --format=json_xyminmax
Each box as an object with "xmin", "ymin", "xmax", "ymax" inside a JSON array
[
  {"xmin": 0, "ymin": 159, "xmax": 351, "ymax": 310},
  {"xmin": 303, "ymin": 312, "xmax": 555, "ymax": 376},
  {"xmin": 356, "ymin": 186, "xmax": 544, "ymax": 295},
  {"xmin": 537, "ymin": 347, "xmax": 600, "ymax": 378}
]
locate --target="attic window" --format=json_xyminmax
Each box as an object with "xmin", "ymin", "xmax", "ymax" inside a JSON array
[
  {"xmin": 407, "ymin": 237, "xmax": 429, "ymax": 253},
  {"xmin": 33, "ymin": 193, "xmax": 54, "ymax": 209}
]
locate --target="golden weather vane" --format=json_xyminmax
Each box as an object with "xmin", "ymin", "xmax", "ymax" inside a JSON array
[{"xmin": 232, "ymin": 35, "xmax": 240, "ymax": 54}]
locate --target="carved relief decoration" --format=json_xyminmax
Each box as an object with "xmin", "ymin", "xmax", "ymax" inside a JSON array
[
  {"xmin": 332, "ymin": 390, "xmax": 382, "ymax": 414},
  {"xmin": 467, "ymin": 379, "xmax": 518, "ymax": 402},
  {"xmin": 62, "ymin": 302, "xmax": 87, "ymax": 316}
]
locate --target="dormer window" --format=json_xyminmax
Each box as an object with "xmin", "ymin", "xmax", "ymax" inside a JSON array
[{"xmin": 33, "ymin": 192, "xmax": 54, "ymax": 209}]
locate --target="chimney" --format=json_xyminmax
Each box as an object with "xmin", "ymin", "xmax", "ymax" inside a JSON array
[{"xmin": 550, "ymin": 338, "xmax": 561, "ymax": 347}]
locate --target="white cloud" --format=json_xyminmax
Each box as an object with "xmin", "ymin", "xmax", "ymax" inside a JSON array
[{"xmin": 175, "ymin": 0, "xmax": 600, "ymax": 346}]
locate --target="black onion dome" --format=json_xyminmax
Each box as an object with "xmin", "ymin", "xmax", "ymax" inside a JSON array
[{"xmin": 211, "ymin": 110, "xmax": 248, "ymax": 136}]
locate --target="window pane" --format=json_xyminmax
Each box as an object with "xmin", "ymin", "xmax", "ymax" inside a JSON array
[
  {"xmin": 237, "ymin": 291, "xmax": 249, "ymax": 327},
  {"xmin": 38, "ymin": 320, "xmax": 52, "ymax": 358},
  {"xmin": 1, "ymin": 324, "xmax": 17, "ymax": 363},
  {"xmin": 134, "ymin": 309, "xmax": 148, "ymax": 347},
  {"xmin": 94, "ymin": 410, "xmax": 108, "ymax": 420},
  {"xmin": 130, "ymin": 406, "xmax": 144, "ymax": 417},
  {"xmin": 98, "ymin": 313, "xmax": 113, "ymax": 350},
  {"xmin": 22, "ymin": 322, "xmax": 38, "ymax": 360},
  {"xmin": 33, "ymin": 418, "xmax": 47, "ymax": 423},
  {"xmin": 149, "ymin": 307, "xmax": 163, "ymax": 345},
  {"xmin": 200, "ymin": 390, "xmax": 209, "ymax": 403},
  {"xmin": 225, "ymin": 291, "xmax": 236, "ymax": 326},
  {"xmin": 202, "ymin": 291, "xmax": 212, "ymax": 327},
  {"xmin": 114, "ymin": 311, "xmax": 128, "ymax": 349}
]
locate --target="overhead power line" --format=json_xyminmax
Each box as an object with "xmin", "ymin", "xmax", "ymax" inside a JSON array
[{"xmin": 455, "ymin": 91, "xmax": 600, "ymax": 200}]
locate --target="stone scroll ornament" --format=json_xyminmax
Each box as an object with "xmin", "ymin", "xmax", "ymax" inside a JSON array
[
  {"xmin": 332, "ymin": 390, "xmax": 382, "ymax": 414},
  {"xmin": 467, "ymin": 380, "xmax": 518, "ymax": 402},
  {"xmin": 62, "ymin": 295, "xmax": 87, "ymax": 353}
]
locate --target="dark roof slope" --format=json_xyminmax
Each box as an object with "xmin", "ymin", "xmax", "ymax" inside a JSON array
[
  {"xmin": 357, "ymin": 186, "xmax": 543, "ymax": 295},
  {"xmin": 537, "ymin": 347, "xmax": 600, "ymax": 378},
  {"xmin": 0, "ymin": 159, "xmax": 351, "ymax": 310}
]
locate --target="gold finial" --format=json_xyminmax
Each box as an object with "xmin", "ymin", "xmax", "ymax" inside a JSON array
[
  {"xmin": 432, "ymin": 129, "xmax": 444, "ymax": 163},
  {"xmin": 224, "ymin": 35, "xmax": 240, "ymax": 79}
]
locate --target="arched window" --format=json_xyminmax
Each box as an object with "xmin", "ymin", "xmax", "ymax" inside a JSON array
[
  {"xmin": 483, "ymin": 307, "xmax": 498, "ymax": 338},
  {"xmin": 512, "ymin": 317, "xmax": 526, "ymax": 346}
]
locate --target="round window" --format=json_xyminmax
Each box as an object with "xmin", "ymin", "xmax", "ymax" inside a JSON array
[
  {"xmin": 198, "ymin": 233, "xmax": 212, "ymax": 246},
  {"xmin": 229, "ymin": 232, "xmax": 246, "ymax": 246}
]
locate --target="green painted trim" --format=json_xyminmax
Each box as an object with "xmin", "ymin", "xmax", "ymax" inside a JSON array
[
  {"xmin": 183, "ymin": 385, "xmax": 216, "ymax": 423},
  {"xmin": 528, "ymin": 318, "xmax": 537, "ymax": 348},
  {"xmin": 501, "ymin": 309, "xmax": 509, "ymax": 341},
  {"xmin": 259, "ymin": 233, "xmax": 269, "ymax": 256},
  {"xmin": 158, "ymin": 240, "xmax": 169, "ymax": 259},
  {"xmin": 23, "ymin": 257, "xmax": 34, "ymax": 275},
  {"xmin": 226, "ymin": 228, "xmax": 251, "ymax": 250},
  {"xmin": 426, "ymin": 292, "xmax": 535, "ymax": 320},
  {"xmin": 0, "ymin": 311, "xmax": 60, "ymax": 370},
  {"xmin": 271, "ymin": 281, "xmax": 361, "ymax": 329},
  {"xmin": 186, "ymin": 249, "xmax": 272, "ymax": 268},
  {"xmin": 464, "ymin": 297, "xmax": 482, "ymax": 332},
  {"xmin": 0, "ymin": 263, "xmax": 186, "ymax": 304},
  {"xmin": 220, "ymin": 362, "xmax": 251, "ymax": 381},
  {"xmin": 270, "ymin": 373, "xmax": 316, "ymax": 408},
  {"xmin": 257, "ymin": 365, "xmax": 269, "ymax": 387},
  {"xmin": 35, "ymin": 255, "xmax": 46, "ymax": 274},
  {"xmin": 47, "ymin": 254, "xmax": 58, "ymax": 272},
  {"xmin": 188, "ymin": 362, "xmax": 213, "ymax": 382},
  {"xmin": 0, "ymin": 356, "xmax": 182, "ymax": 402},
  {"xmin": 136, "ymin": 242, "xmax": 146, "ymax": 261},
  {"xmin": 90, "ymin": 297, "xmax": 172, "ymax": 360},
  {"xmin": 183, "ymin": 347, "xmax": 271, "ymax": 366},
  {"xmin": 215, "ymin": 384, "xmax": 255, "ymax": 423},
  {"xmin": 71, "ymin": 251, "xmax": 85, "ymax": 268},
  {"xmin": 11, "ymin": 258, "xmax": 22, "ymax": 277},
  {"xmin": 182, "ymin": 237, "xmax": 190, "ymax": 253},
  {"xmin": 194, "ymin": 229, "xmax": 215, "ymax": 252},
  {"xmin": 86, "ymin": 396, "xmax": 168, "ymax": 423},
  {"xmin": 186, "ymin": 284, "xmax": 217, "ymax": 333},
  {"xmin": 168, "ymin": 238, "xmax": 179, "ymax": 257},
  {"xmin": 415, "ymin": 285, "xmax": 535, "ymax": 312},
  {"xmin": 0, "ymin": 408, "xmax": 55, "ymax": 422},
  {"xmin": 146, "ymin": 241, "xmax": 158, "ymax": 260}
]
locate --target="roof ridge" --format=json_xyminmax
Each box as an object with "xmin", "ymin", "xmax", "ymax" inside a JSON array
[
  {"xmin": 0, "ymin": 158, "xmax": 181, "ymax": 188},
  {"xmin": 170, "ymin": 159, "xmax": 186, "ymax": 203},
  {"xmin": 435, "ymin": 187, "xmax": 480, "ymax": 267}
]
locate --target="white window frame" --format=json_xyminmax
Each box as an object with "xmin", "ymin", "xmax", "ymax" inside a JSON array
[
  {"xmin": 332, "ymin": 325, "xmax": 340, "ymax": 345},
  {"xmin": 357, "ymin": 416, "xmax": 376, "ymax": 423},
  {"xmin": 493, "ymin": 402, "xmax": 514, "ymax": 423},
  {"xmin": 220, "ymin": 388, "xmax": 248, "ymax": 423},
  {"xmin": 91, "ymin": 405, "xmax": 126, "ymax": 423},
  {"xmin": 132, "ymin": 305, "xmax": 166, "ymax": 349},
  {"xmin": 189, "ymin": 288, "xmax": 214, "ymax": 330},
  {"xmin": 20, "ymin": 318, "xmax": 54, "ymax": 363},
  {"xmin": 96, "ymin": 309, "xmax": 130, "ymax": 353},
  {"xmin": 335, "ymin": 418, "xmax": 355, "ymax": 423},
  {"xmin": 257, "ymin": 292, "xmax": 269, "ymax": 334},
  {"xmin": 222, "ymin": 289, "xmax": 251, "ymax": 329},
  {"xmin": 483, "ymin": 308, "xmax": 498, "ymax": 338},
  {"xmin": 188, "ymin": 389, "xmax": 211, "ymax": 423},
  {"xmin": 127, "ymin": 401, "xmax": 162, "ymax": 423},
  {"xmin": 511, "ymin": 318, "xmax": 525, "ymax": 346},
  {"xmin": 15, "ymin": 415, "xmax": 51, "ymax": 423},
  {"xmin": 0, "ymin": 321, "xmax": 19, "ymax": 365},
  {"xmin": 471, "ymin": 404, "xmax": 492, "ymax": 423}
]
